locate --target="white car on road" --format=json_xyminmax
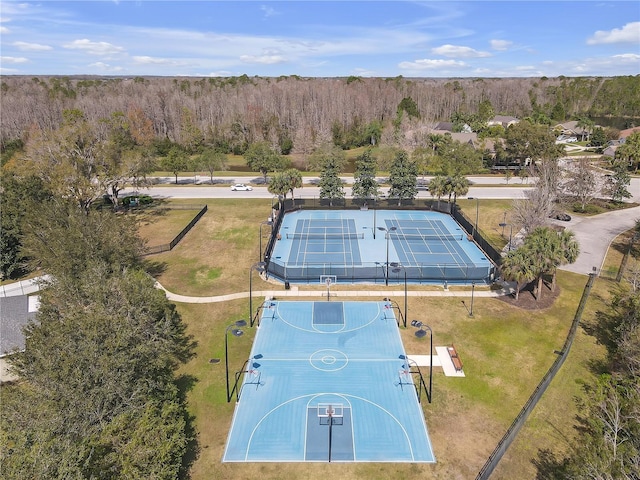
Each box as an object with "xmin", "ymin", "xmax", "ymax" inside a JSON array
[{"xmin": 231, "ymin": 183, "xmax": 253, "ymax": 191}]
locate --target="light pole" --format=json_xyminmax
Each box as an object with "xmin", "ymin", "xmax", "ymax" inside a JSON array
[
  {"xmin": 225, "ymin": 320, "xmax": 247, "ymax": 403},
  {"xmin": 249, "ymin": 262, "xmax": 266, "ymax": 327},
  {"xmin": 411, "ymin": 321, "xmax": 433, "ymax": 403},
  {"xmin": 499, "ymin": 222, "xmax": 514, "ymax": 251},
  {"xmin": 468, "ymin": 197, "xmax": 480, "ymax": 238},
  {"xmin": 377, "ymin": 226, "xmax": 397, "ymax": 286},
  {"xmin": 259, "ymin": 220, "xmax": 273, "ymax": 262},
  {"xmin": 373, "ymin": 208, "xmax": 376, "ymax": 239},
  {"xmin": 390, "ymin": 262, "xmax": 407, "ymax": 327},
  {"xmin": 469, "ymin": 282, "xmax": 475, "ymax": 317}
]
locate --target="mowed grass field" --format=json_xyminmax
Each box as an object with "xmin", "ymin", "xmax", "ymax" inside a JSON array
[{"xmin": 136, "ymin": 198, "xmax": 614, "ymax": 479}]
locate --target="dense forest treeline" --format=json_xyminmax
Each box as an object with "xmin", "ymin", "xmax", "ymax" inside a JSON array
[{"xmin": 1, "ymin": 75, "xmax": 639, "ymax": 154}]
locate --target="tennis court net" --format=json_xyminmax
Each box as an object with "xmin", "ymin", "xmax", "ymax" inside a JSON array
[
  {"xmin": 389, "ymin": 232, "xmax": 464, "ymax": 241},
  {"xmin": 286, "ymin": 232, "xmax": 365, "ymax": 240}
]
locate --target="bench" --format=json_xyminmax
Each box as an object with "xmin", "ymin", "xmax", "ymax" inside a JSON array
[{"xmin": 447, "ymin": 344, "xmax": 464, "ymax": 372}]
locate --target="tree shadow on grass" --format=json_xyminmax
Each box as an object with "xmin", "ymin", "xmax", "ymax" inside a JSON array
[
  {"xmin": 497, "ymin": 278, "xmax": 560, "ymax": 310},
  {"xmin": 176, "ymin": 374, "xmax": 200, "ymax": 480},
  {"xmin": 143, "ymin": 260, "xmax": 168, "ymax": 277},
  {"xmin": 532, "ymin": 448, "xmax": 573, "ymax": 479}
]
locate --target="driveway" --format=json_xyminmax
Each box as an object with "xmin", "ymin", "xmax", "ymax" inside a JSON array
[{"xmin": 557, "ymin": 205, "xmax": 640, "ymax": 276}]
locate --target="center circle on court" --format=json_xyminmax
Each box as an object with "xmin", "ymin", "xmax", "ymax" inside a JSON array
[{"xmin": 309, "ymin": 349, "xmax": 348, "ymax": 372}]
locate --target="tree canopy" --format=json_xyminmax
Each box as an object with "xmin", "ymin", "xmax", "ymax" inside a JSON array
[
  {"xmin": 387, "ymin": 150, "xmax": 418, "ymax": 206},
  {"xmin": 20, "ymin": 198, "xmax": 145, "ymax": 279},
  {"xmin": 501, "ymin": 226, "xmax": 579, "ymax": 301},
  {"xmin": 540, "ymin": 284, "xmax": 640, "ymax": 477},
  {"xmin": 243, "ymin": 141, "xmax": 286, "ymax": 182},
  {"xmin": 351, "ymin": 148, "xmax": 381, "ymax": 200},
  {"xmin": 268, "ymin": 168, "xmax": 303, "ymax": 200},
  {"xmin": 2, "ymin": 196, "xmax": 194, "ymax": 478}
]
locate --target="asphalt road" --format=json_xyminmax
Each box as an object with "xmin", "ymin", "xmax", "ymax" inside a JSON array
[
  {"xmin": 554, "ymin": 205, "xmax": 640, "ymax": 276},
  {"xmin": 121, "ymin": 184, "xmax": 536, "ymax": 200}
]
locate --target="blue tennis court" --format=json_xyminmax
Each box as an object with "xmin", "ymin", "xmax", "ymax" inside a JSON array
[
  {"xmin": 223, "ymin": 300, "xmax": 435, "ymax": 463},
  {"xmin": 267, "ymin": 209, "xmax": 493, "ymax": 284}
]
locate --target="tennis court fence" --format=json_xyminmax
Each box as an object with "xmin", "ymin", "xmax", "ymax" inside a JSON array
[{"xmin": 266, "ymin": 261, "xmax": 493, "ymax": 284}]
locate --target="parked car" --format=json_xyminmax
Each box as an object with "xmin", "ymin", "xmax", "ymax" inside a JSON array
[
  {"xmin": 556, "ymin": 135, "xmax": 578, "ymax": 143},
  {"xmin": 231, "ymin": 183, "xmax": 252, "ymax": 191},
  {"xmin": 550, "ymin": 212, "xmax": 571, "ymax": 221}
]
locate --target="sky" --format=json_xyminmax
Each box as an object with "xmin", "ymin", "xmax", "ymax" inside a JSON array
[{"xmin": 1, "ymin": 1, "xmax": 639, "ymax": 78}]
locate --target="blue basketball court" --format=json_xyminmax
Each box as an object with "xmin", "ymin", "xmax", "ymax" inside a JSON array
[
  {"xmin": 223, "ymin": 300, "xmax": 436, "ymax": 463},
  {"xmin": 267, "ymin": 209, "xmax": 493, "ymax": 284}
]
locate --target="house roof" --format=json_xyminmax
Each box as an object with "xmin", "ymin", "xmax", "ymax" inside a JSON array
[
  {"xmin": 554, "ymin": 121, "xmax": 590, "ymax": 135},
  {"xmin": 434, "ymin": 122, "xmax": 453, "ymax": 132},
  {"xmin": 619, "ymin": 126, "xmax": 640, "ymax": 139},
  {"xmin": 478, "ymin": 138, "xmax": 505, "ymax": 153},
  {"xmin": 0, "ymin": 295, "xmax": 37, "ymax": 356},
  {"xmin": 428, "ymin": 130, "xmax": 478, "ymax": 146},
  {"xmin": 603, "ymin": 145, "xmax": 618, "ymax": 157},
  {"xmin": 448, "ymin": 132, "xmax": 477, "ymax": 145},
  {"xmin": 488, "ymin": 115, "xmax": 519, "ymax": 126}
]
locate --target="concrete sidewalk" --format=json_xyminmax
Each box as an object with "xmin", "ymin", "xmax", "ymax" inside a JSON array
[{"xmin": 153, "ymin": 280, "xmax": 515, "ymax": 304}]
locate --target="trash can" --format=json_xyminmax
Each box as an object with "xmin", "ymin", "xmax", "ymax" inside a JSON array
[{"xmin": 285, "ymin": 281, "xmax": 290, "ymax": 290}]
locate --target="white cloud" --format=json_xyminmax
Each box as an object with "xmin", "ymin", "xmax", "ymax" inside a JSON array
[
  {"xmin": 1, "ymin": 56, "xmax": 29, "ymax": 64},
  {"xmin": 63, "ymin": 39, "xmax": 124, "ymax": 56},
  {"xmin": 132, "ymin": 56, "xmax": 176, "ymax": 65},
  {"xmin": 88, "ymin": 62, "xmax": 123, "ymax": 72},
  {"xmin": 398, "ymin": 58, "xmax": 467, "ymax": 70},
  {"xmin": 587, "ymin": 22, "xmax": 640, "ymax": 45},
  {"xmin": 208, "ymin": 70, "xmax": 234, "ymax": 77},
  {"xmin": 431, "ymin": 44, "xmax": 491, "ymax": 58},
  {"xmin": 13, "ymin": 41, "xmax": 52, "ymax": 51},
  {"xmin": 350, "ymin": 67, "xmax": 376, "ymax": 77},
  {"xmin": 614, "ymin": 53, "xmax": 640, "ymax": 60},
  {"xmin": 240, "ymin": 54, "xmax": 287, "ymax": 65},
  {"xmin": 0, "ymin": 15, "xmax": 10, "ymax": 35},
  {"xmin": 260, "ymin": 5, "xmax": 278, "ymax": 18},
  {"xmin": 490, "ymin": 39, "xmax": 512, "ymax": 51}
]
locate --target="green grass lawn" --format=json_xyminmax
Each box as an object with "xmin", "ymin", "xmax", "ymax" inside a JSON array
[{"xmin": 137, "ymin": 198, "xmax": 618, "ymax": 479}]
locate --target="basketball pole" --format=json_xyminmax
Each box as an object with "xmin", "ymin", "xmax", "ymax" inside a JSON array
[{"xmin": 328, "ymin": 406, "xmax": 333, "ymax": 462}]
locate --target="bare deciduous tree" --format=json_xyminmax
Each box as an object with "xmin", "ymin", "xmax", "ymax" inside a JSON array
[{"xmin": 563, "ymin": 157, "xmax": 599, "ymax": 211}]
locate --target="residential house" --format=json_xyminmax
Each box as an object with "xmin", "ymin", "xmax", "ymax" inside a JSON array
[
  {"xmin": 553, "ymin": 121, "xmax": 591, "ymax": 141},
  {"xmin": 603, "ymin": 127, "xmax": 640, "ymax": 157},
  {"xmin": 0, "ymin": 277, "xmax": 44, "ymax": 382},
  {"xmin": 487, "ymin": 115, "xmax": 519, "ymax": 128},
  {"xmin": 619, "ymin": 126, "xmax": 640, "ymax": 141},
  {"xmin": 434, "ymin": 122, "xmax": 473, "ymax": 133}
]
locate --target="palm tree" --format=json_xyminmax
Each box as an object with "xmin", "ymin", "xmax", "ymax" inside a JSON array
[
  {"xmin": 283, "ymin": 168, "xmax": 303, "ymax": 202},
  {"xmin": 450, "ymin": 174, "xmax": 470, "ymax": 204},
  {"xmin": 523, "ymin": 227, "xmax": 557, "ymax": 301},
  {"xmin": 522, "ymin": 227, "xmax": 580, "ymax": 301},
  {"xmin": 429, "ymin": 175, "xmax": 447, "ymax": 209},
  {"xmin": 576, "ymin": 116, "xmax": 594, "ymax": 142},
  {"xmin": 549, "ymin": 229, "xmax": 580, "ymax": 291},
  {"xmin": 500, "ymin": 248, "xmax": 535, "ymax": 300}
]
